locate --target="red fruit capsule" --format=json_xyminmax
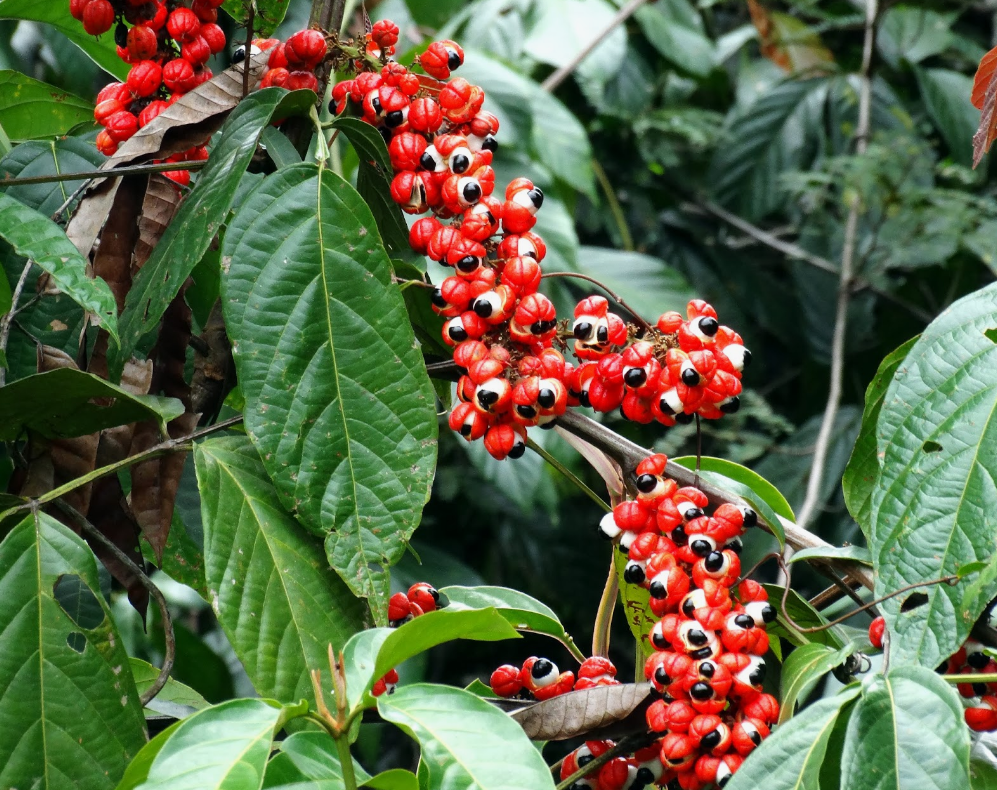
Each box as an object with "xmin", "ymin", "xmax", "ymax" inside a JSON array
[
  {"xmin": 420, "ymin": 40, "xmax": 465, "ymax": 80},
  {"xmin": 371, "ymin": 19, "xmax": 400, "ymax": 50},
  {"xmin": 167, "ymin": 8, "xmax": 201, "ymax": 42},
  {"xmin": 388, "ymin": 592, "xmax": 412, "ymax": 625},
  {"xmin": 70, "ymin": 0, "xmax": 91, "ymax": 22},
  {"xmin": 82, "ymin": 0, "xmax": 114, "ymax": 35},
  {"xmin": 181, "ymin": 36, "xmax": 211, "ymax": 66},
  {"xmin": 261, "ymin": 68, "xmax": 290, "ymax": 89},
  {"xmin": 95, "ymin": 129, "xmax": 117, "ymax": 156},
  {"xmin": 200, "ymin": 23, "xmax": 227, "ymax": 54},
  {"xmin": 490, "ymin": 664, "xmax": 523, "ymax": 697},
  {"xmin": 127, "ymin": 60, "xmax": 163, "ymax": 98},
  {"xmin": 483, "ymin": 423, "xmax": 527, "ymax": 461},
  {"xmin": 287, "ymin": 71, "xmax": 319, "ymax": 92},
  {"xmin": 408, "ymin": 97, "xmax": 443, "ymax": 134},
  {"xmin": 163, "ymin": 58, "xmax": 197, "ymax": 93},
  {"xmin": 408, "ymin": 582, "xmax": 441, "ymax": 613},
  {"xmin": 191, "ymin": 0, "xmax": 219, "ymax": 22},
  {"xmin": 105, "ymin": 111, "xmax": 139, "ymax": 143},
  {"xmin": 285, "ymin": 29, "xmax": 327, "ymax": 69},
  {"xmin": 127, "ymin": 24, "xmax": 159, "ymax": 61},
  {"xmin": 868, "ymin": 615, "xmax": 885, "ymax": 649}
]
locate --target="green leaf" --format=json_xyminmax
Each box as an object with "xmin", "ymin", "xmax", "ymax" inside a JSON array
[
  {"xmin": 0, "ymin": 367, "xmax": 183, "ymax": 439},
  {"xmin": 839, "ymin": 666, "xmax": 971, "ymax": 790},
  {"xmin": 456, "ymin": 51, "xmax": 538, "ymax": 146},
  {"xmin": 0, "ymin": 136, "xmax": 105, "ymax": 215},
  {"xmin": 788, "ymin": 545, "xmax": 872, "ymax": 566},
  {"xmin": 671, "ymin": 456, "xmax": 789, "ymax": 547},
  {"xmin": 842, "ymin": 337, "xmax": 918, "ymax": 533},
  {"xmin": 332, "ymin": 117, "xmax": 415, "ymax": 263},
  {"xmin": 363, "ymin": 769, "xmax": 419, "ymax": 790},
  {"xmin": 129, "ymin": 658, "xmax": 210, "ymax": 716},
  {"xmin": 614, "ymin": 548, "xmax": 658, "ymax": 665},
  {"xmin": 724, "ymin": 687, "xmax": 859, "ymax": 790},
  {"xmin": 869, "ymin": 283, "xmax": 997, "ymax": 668},
  {"xmin": 0, "ymin": 71, "xmax": 92, "ymax": 140},
  {"xmin": 0, "ymin": 0, "xmax": 127, "ymax": 79},
  {"xmin": 971, "ymin": 760, "xmax": 997, "ymax": 790},
  {"xmin": 194, "ymin": 435, "xmax": 367, "ymax": 704},
  {"xmin": 341, "ymin": 608, "xmax": 519, "ymax": 712},
  {"xmin": 377, "ymin": 684, "xmax": 556, "ymax": 790},
  {"xmin": 267, "ymin": 731, "xmax": 370, "ymax": 784},
  {"xmin": 440, "ymin": 585, "xmax": 585, "ymax": 662},
  {"xmin": 261, "ymin": 125, "xmax": 303, "ymax": 169},
  {"xmin": 0, "ymin": 192, "xmax": 119, "ymax": 342},
  {"xmin": 0, "ymin": 512, "xmax": 146, "ymax": 790},
  {"xmin": 576, "ymin": 247, "xmax": 695, "ymax": 325},
  {"xmin": 116, "ymin": 88, "xmax": 314, "ymax": 366},
  {"xmin": 709, "ymin": 78, "xmax": 829, "ymax": 221},
  {"xmin": 118, "ymin": 698, "xmax": 291, "ymax": 790},
  {"xmin": 530, "ymin": 94, "xmax": 594, "ymax": 199},
  {"xmin": 221, "ymin": 0, "xmax": 291, "ymax": 36},
  {"xmin": 914, "ymin": 68, "xmax": 979, "ymax": 169},
  {"xmin": 221, "ymin": 162, "xmax": 438, "ymax": 619},
  {"xmin": 763, "ymin": 584, "xmax": 847, "ymax": 650},
  {"xmin": 876, "ymin": 6, "xmax": 954, "ymax": 69},
  {"xmin": 779, "ymin": 642, "xmax": 855, "ymax": 723},
  {"xmin": 634, "ymin": 2, "xmax": 715, "ymax": 78}
]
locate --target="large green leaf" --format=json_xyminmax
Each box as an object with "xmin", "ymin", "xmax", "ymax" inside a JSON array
[
  {"xmin": 0, "ymin": 192, "xmax": 118, "ymax": 343},
  {"xmin": 671, "ymin": 455, "xmax": 789, "ymax": 546},
  {"xmin": 0, "ymin": 512, "xmax": 146, "ymax": 790},
  {"xmin": 839, "ymin": 666, "xmax": 971, "ymax": 790},
  {"xmin": 221, "ymin": 162, "xmax": 438, "ymax": 618},
  {"xmin": 0, "ymin": 71, "xmax": 92, "ymax": 140},
  {"xmin": 377, "ymin": 684, "xmax": 556, "ymax": 790},
  {"xmin": 221, "ymin": 0, "xmax": 291, "ymax": 37},
  {"xmin": 264, "ymin": 731, "xmax": 370, "ymax": 787},
  {"xmin": 194, "ymin": 435, "xmax": 367, "ymax": 703},
  {"xmin": 0, "ymin": 136, "xmax": 105, "ymax": 215},
  {"xmin": 842, "ymin": 337, "xmax": 918, "ymax": 532},
  {"xmin": 576, "ymin": 247, "xmax": 695, "ymax": 325},
  {"xmin": 725, "ymin": 687, "xmax": 859, "ymax": 790},
  {"xmin": 130, "ymin": 658, "xmax": 210, "ymax": 716},
  {"xmin": 118, "ymin": 698, "xmax": 296, "ymax": 790},
  {"xmin": 530, "ymin": 91, "xmax": 594, "ymax": 199},
  {"xmin": 0, "ymin": 368, "xmax": 183, "ymax": 440},
  {"xmin": 708, "ymin": 78, "xmax": 829, "ymax": 220},
  {"xmin": 876, "ymin": 7, "xmax": 954, "ymax": 69},
  {"xmin": 779, "ymin": 642, "xmax": 855, "ymax": 723},
  {"xmin": 634, "ymin": 2, "xmax": 715, "ymax": 78},
  {"xmin": 115, "ymin": 88, "xmax": 313, "ymax": 367},
  {"xmin": 915, "ymin": 68, "xmax": 979, "ymax": 169},
  {"xmin": 341, "ymin": 609, "xmax": 519, "ymax": 712},
  {"xmin": 0, "ymin": 0, "xmax": 126, "ymax": 78},
  {"xmin": 440, "ymin": 585, "xmax": 584, "ymax": 661},
  {"xmin": 869, "ymin": 284, "xmax": 997, "ymax": 667},
  {"xmin": 763, "ymin": 584, "xmax": 847, "ymax": 651}
]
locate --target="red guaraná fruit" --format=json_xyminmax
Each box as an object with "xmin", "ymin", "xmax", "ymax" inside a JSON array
[
  {"xmin": 127, "ymin": 60, "xmax": 163, "ymax": 98},
  {"xmin": 127, "ymin": 24, "xmax": 159, "ymax": 61},
  {"xmin": 82, "ymin": 0, "xmax": 114, "ymax": 36},
  {"xmin": 167, "ymin": 7, "xmax": 201, "ymax": 42},
  {"xmin": 868, "ymin": 616, "xmax": 885, "ymax": 650},
  {"xmin": 163, "ymin": 58, "xmax": 197, "ymax": 93},
  {"xmin": 284, "ymin": 29, "xmax": 327, "ymax": 70}
]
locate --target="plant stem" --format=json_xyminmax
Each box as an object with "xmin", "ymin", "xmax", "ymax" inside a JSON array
[
  {"xmin": 943, "ymin": 673, "xmax": 997, "ymax": 684},
  {"xmin": 335, "ymin": 733, "xmax": 359, "ymax": 790},
  {"xmin": 795, "ymin": 0, "xmax": 880, "ymax": 531},
  {"xmin": 527, "ymin": 438, "xmax": 610, "ymax": 513},
  {"xmin": 0, "ymin": 160, "xmax": 207, "ymax": 187},
  {"xmin": 592, "ymin": 160, "xmax": 634, "ymax": 252},
  {"xmin": 55, "ymin": 500, "xmax": 175, "ymax": 706},
  {"xmin": 540, "ymin": 272, "xmax": 653, "ymax": 333},
  {"xmin": 0, "ymin": 416, "xmax": 243, "ymax": 523},
  {"xmin": 591, "ymin": 554, "xmax": 618, "ymax": 658}
]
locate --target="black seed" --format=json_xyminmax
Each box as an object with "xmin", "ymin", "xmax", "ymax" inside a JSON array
[
  {"xmin": 476, "ymin": 390, "xmax": 498, "ymax": 407},
  {"xmin": 758, "ymin": 604, "xmax": 776, "ymax": 623},
  {"xmin": 682, "ymin": 598, "xmax": 695, "ymax": 617},
  {"xmin": 727, "ymin": 538, "xmax": 743, "ymax": 554},
  {"xmin": 675, "ymin": 412, "xmax": 694, "ymax": 424},
  {"xmin": 652, "ymin": 631, "xmax": 668, "ymax": 649},
  {"xmin": 742, "ymin": 348, "xmax": 752, "ymax": 367},
  {"xmin": 699, "ymin": 661, "xmax": 715, "ymax": 678},
  {"xmin": 624, "ymin": 564, "xmax": 646, "ymax": 585},
  {"xmin": 448, "ymin": 325, "xmax": 468, "ymax": 342},
  {"xmin": 578, "ymin": 391, "xmax": 591, "ymax": 408},
  {"xmin": 447, "ymin": 50, "xmax": 462, "ymax": 70},
  {"xmin": 538, "ymin": 389, "xmax": 556, "ymax": 409},
  {"xmin": 968, "ymin": 652, "xmax": 989, "ymax": 670},
  {"xmin": 419, "ymin": 152, "xmax": 437, "ymax": 170},
  {"xmin": 720, "ymin": 396, "xmax": 740, "ymax": 414},
  {"xmin": 691, "ymin": 539, "xmax": 712, "ymax": 558},
  {"xmin": 749, "ymin": 664, "xmax": 766, "ymax": 685},
  {"xmin": 636, "ymin": 474, "xmax": 658, "ymax": 493},
  {"xmin": 431, "ymin": 287, "xmax": 446, "ymax": 308},
  {"xmin": 636, "ymin": 768, "xmax": 654, "ymax": 785},
  {"xmin": 527, "ymin": 188, "xmax": 544, "ymax": 208},
  {"xmin": 690, "ymin": 682, "xmax": 712, "ymax": 700},
  {"xmin": 482, "ymin": 135, "xmax": 498, "ymax": 151},
  {"xmin": 573, "ymin": 321, "xmax": 593, "ymax": 340},
  {"xmin": 654, "ymin": 667, "xmax": 670, "ymax": 686},
  {"xmin": 658, "ymin": 397, "xmax": 675, "ymax": 416},
  {"xmin": 462, "ymin": 181, "xmax": 482, "ymax": 203},
  {"xmin": 672, "ymin": 525, "xmax": 688, "ymax": 545},
  {"xmin": 749, "ymin": 730, "xmax": 761, "ymax": 745},
  {"xmin": 531, "ymin": 658, "xmax": 553, "ymax": 679},
  {"xmin": 450, "ymin": 153, "xmax": 470, "ymax": 173},
  {"xmin": 974, "ymin": 682, "xmax": 989, "ymax": 696},
  {"xmin": 687, "ymin": 629, "xmax": 708, "ymax": 647},
  {"xmin": 649, "ymin": 581, "xmax": 666, "ymax": 599},
  {"xmin": 742, "ymin": 508, "xmax": 757, "ymax": 528},
  {"xmin": 232, "ymin": 45, "xmax": 247, "ymax": 63},
  {"xmin": 530, "ymin": 321, "xmax": 546, "ymax": 335},
  {"xmin": 735, "ymin": 614, "xmax": 754, "ymax": 629},
  {"xmin": 456, "ymin": 255, "xmax": 479, "ymax": 273},
  {"xmin": 508, "ymin": 442, "xmax": 526, "ymax": 459},
  {"xmin": 698, "ymin": 317, "xmax": 719, "ymax": 337},
  {"xmin": 115, "ymin": 22, "xmax": 128, "ymax": 48},
  {"xmin": 472, "ymin": 298, "xmax": 493, "ymax": 318},
  {"xmin": 681, "ymin": 367, "xmax": 700, "ymax": 387},
  {"xmin": 516, "ymin": 405, "xmax": 537, "ymax": 419},
  {"xmin": 596, "ymin": 326, "xmax": 609, "ymax": 344},
  {"xmin": 684, "ymin": 508, "xmax": 704, "ymax": 522},
  {"xmin": 459, "ymin": 423, "xmax": 472, "ymax": 437},
  {"xmin": 689, "ymin": 646, "xmax": 714, "ymax": 660},
  {"xmin": 371, "ymin": 96, "xmax": 382, "ymax": 114},
  {"xmin": 701, "ymin": 730, "xmax": 721, "ymax": 750},
  {"xmin": 705, "ymin": 552, "xmax": 725, "ymax": 573},
  {"xmin": 625, "ymin": 368, "xmax": 647, "ymax": 388},
  {"xmin": 385, "ymin": 110, "xmax": 404, "ymax": 127}
]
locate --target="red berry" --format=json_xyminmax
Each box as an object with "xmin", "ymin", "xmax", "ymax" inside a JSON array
[
  {"xmin": 94, "ymin": 98, "xmax": 126, "ymax": 125},
  {"xmin": 138, "ymin": 99, "xmax": 169, "ymax": 127},
  {"xmin": 82, "ymin": 0, "xmax": 115, "ymax": 36},
  {"xmin": 96, "ymin": 81, "xmax": 131, "ymax": 105},
  {"xmin": 127, "ymin": 24, "xmax": 159, "ymax": 61},
  {"xmin": 162, "ymin": 58, "xmax": 196, "ymax": 93},
  {"xmin": 190, "ymin": 0, "xmax": 218, "ymax": 23},
  {"xmin": 127, "ymin": 60, "xmax": 163, "ymax": 98},
  {"xmin": 267, "ymin": 43, "xmax": 288, "ymax": 69},
  {"xmin": 167, "ymin": 8, "xmax": 201, "ymax": 42},
  {"xmin": 105, "ymin": 110, "xmax": 139, "ymax": 143},
  {"xmin": 284, "ymin": 29, "xmax": 327, "ymax": 69},
  {"xmin": 181, "ymin": 35, "xmax": 211, "ymax": 66},
  {"xmin": 69, "ymin": 0, "xmax": 92, "ymax": 22},
  {"xmin": 868, "ymin": 616, "xmax": 885, "ymax": 649},
  {"xmin": 260, "ymin": 67, "xmax": 289, "ymax": 89},
  {"xmin": 95, "ymin": 129, "xmax": 118, "ymax": 156},
  {"xmin": 286, "ymin": 70, "xmax": 319, "ymax": 92},
  {"xmin": 371, "ymin": 19, "xmax": 399, "ymax": 50},
  {"xmin": 164, "ymin": 169, "xmax": 191, "ymax": 187},
  {"xmin": 146, "ymin": 1, "xmax": 168, "ymax": 30},
  {"xmin": 408, "ymin": 97, "xmax": 442, "ymax": 134},
  {"xmin": 200, "ymin": 23, "xmax": 226, "ymax": 54}
]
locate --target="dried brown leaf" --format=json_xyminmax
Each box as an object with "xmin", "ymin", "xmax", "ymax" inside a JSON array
[
  {"xmin": 190, "ymin": 300, "xmax": 233, "ymax": 421},
  {"xmin": 94, "ymin": 357, "xmax": 154, "ymax": 467},
  {"xmin": 87, "ymin": 476, "xmax": 149, "ymax": 616},
  {"xmin": 91, "ymin": 176, "xmax": 146, "ymax": 312},
  {"xmin": 556, "ymin": 426, "xmax": 625, "ymax": 501},
  {"xmin": 973, "ymin": 46, "xmax": 997, "ymax": 168},
  {"xmin": 511, "ymin": 683, "xmax": 653, "ymax": 741},
  {"xmin": 747, "ymin": 0, "xmax": 834, "ymax": 74},
  {"xmin": 134, "ymin": 174, "xmax": 183, "ymax": 271}
]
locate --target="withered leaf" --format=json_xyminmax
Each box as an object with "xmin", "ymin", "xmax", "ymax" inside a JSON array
[
  {"xmin": 973, "ymin": 45, "xmax": 997, "ymax": 167},
  {"xmin": 747, "ymin": 0, "xmax": 834, "ymax": 74},
  {"xmin": 556, "ymin": 426, "xmax": 625, "ymax": 501},
  {"xmin": 134, "ymin": 174, "xmax": 183, "ymax": 272},
  {"xmin": 511, "ymin": 682, "xmax": 653, "ymax": 741}
]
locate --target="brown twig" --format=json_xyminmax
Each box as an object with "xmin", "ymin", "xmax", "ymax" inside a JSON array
[
  {"xmin": 0, "ymin": 160, "xmax": 207, "ymax": 188},
  {"xmin": 554, "ymin": 734, "xmax": 651, "ymax": 790},
  {"xmin": 54, "ymin": 500, "xmax": 175, "ymax": 706},
  {"xmin": 541, "ymin": 271, "xmax": 653, "ymax": 334},
  {"xmin": 540, "ymin": 0, "xmax": 650, "ymax": 93}
]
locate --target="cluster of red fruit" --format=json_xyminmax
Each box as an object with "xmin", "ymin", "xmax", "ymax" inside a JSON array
[
  {"xmin": 371, "ymin": 581, "xmax": 446, "ymax": 697},
  {"xmin": 331, "ymin": 23, "xmax": 750, "ymax": 460},
  {"xmin": 490, "ymin": 655, "xmax": 620, "ymax": 701},
  {"xmin": 602, "ymin": 454, "xmax": 775, "ymax": 789},
  {"xmin": 560, "ymin": 740, "xmax": 670, "ymax": 790},
  {"xmin": 868, "ymin": 616, "xmax": 997, "ymax": 733}
]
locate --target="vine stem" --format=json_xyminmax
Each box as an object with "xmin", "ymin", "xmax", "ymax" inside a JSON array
[
  {"xmin": 0, "ymin": 260, "xmax": 33, "ymax": 387},
  {"xmin": 541, "ymin": 271, "xmax": 653, "ymax": 334},
  {"xmin": 592, "ymin": 160, "xmax": 634, "ymax": 252},
  {"xmin": 0, "ymin": 416, "xmax": 243, "ymax": 523},
  {"xmin": 554, "ymin": 734, "xmax": 650, "ymax": 790},
  {"xmin": 943, "ymin": 673, "xmax": 997, "ymax": 684},
  {"xmin": 335, "ymin": 733, "xmax": 359, "ymax": 790},
  {"xmin": 591, "ymin": 553, "xmax": 618, "ymax": 658},
  {"xmin": 54, "ymin": 500, "xmax": 175, "ymax": 707},
  {"xmin": 0, "ymin": 160, "xmax": 207, "ymax": 187},
  {"xmin": 527, "ymin": 438, "xmax": 610, "ymax": 513},
  {"xmin": 794, "ymin": 0, "xmax": 879, "ymax": 531}
]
